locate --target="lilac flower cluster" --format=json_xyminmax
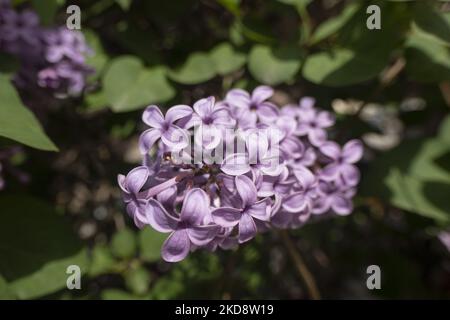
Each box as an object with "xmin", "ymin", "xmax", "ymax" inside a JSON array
[
  {"xmin": 0, "ymin": 0, "xmax": 92, "ymax": 98},
  {"xmin": 118, "ymin": 86, "xmax": 363, "ymax": 262}
]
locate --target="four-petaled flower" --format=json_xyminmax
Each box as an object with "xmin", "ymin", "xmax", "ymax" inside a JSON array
[
  {"xmin": 139, "ymin": 105, "xmax": 193, "ymax": 154},
  {"xmin": 146, "ymin": 188, "xmax": 220, "ymax": 262}
]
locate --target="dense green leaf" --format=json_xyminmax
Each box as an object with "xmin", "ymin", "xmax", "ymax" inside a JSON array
[
  {"xmin": 103, "ymin": 56, "xmax": 175, "ymax": 112},
  {"xmin": 31, "ymin": 0, "xmax": 63, "ymax": 26},
  {"xmin": 101, "ymin": 289, "xmax": 148, "ymax": 300},
  {"xmin": 84, "ymin": 29, "xmax": 109, "ymax": 77},
  {"xmin": 89, "ymin": 245, "xmax": 117, "ymax": 277},
  {"xmin": 0, "ymin": 275, "xmax": 14, "ymax": 299},
  {"xmin": 0, "ymin": 196, "xmax": 88, "ymax": 299},
  {"xmin": 168, "ymin": 52, "xmax": 217, "ymax": 85},
  {"xmin": 362, "ymin": 118, "xmax": 450, "ymax": 223},
  {"xmin": 116, "ymin": 0, "xmax": 132, "ymax": 11},
  {"xmin": 124, "ymin": 266, "xmax": 151, "ymax": 295},
  {"xmin": 405, "ymin": 29, "xmax": 450, "ymax": 83},
  {"xmin": 111, "ymin": 227, "xmax": 137, "ymax": 259},
  {"xmin": 302, "ymin": 48, "xmax": 388, "ymax": 87},
  {"xmin": 139, "ymin": 227, "xmax": 166, "ymax": 263},
  {"xmin": 248, "ymin": 45, "xmax": 301, "ymax": 85},
  {"xmin": 310, "ymin": 3, "xmax": 360, "ymax": 45},
  {"xmin": 210, "ymin": 43, "xmax": 246, "ymax": 76},
  {"xmin": 413, "ymin": 2, "xmax": 450, "ymax": 46},
  {"xmin": 0, "ymin": 75, "xmax": 58, "ymax": 151}
]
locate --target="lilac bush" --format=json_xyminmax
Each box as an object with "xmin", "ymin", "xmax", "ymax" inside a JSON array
[
  {"xmin": 0, "ymin": 0, "xmax": 92, "ymax": 98},
  {"xmin": 118, "ymin": 86, "xmax": 363, "ymax": 262}
]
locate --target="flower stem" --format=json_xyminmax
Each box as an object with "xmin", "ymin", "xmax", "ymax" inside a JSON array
[{"xmin": 279, "ymin": 230, "xmax": 321, "ymax": 300}]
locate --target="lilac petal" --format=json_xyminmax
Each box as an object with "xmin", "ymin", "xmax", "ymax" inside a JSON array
[
  {"xmin": 274, "ymin": 181, "xmax": 294, "ymax": 195},
  {"xmin": 282, "ymin": 192, "xmax": 307, "ymax": 213},
  {"xmin": 257, "ymin": 102, "xmax": 279, "ymax": 123},
  {"xmin": 226, "ymin": 88, "xmax": 251, "ymax": 109},
  {"xmin": 320, "ymin": 163, "xmax": 340, "ymax": 181},
  {"xmin": 276, "ymin": 116, "xmax": 297, "ymax": 137},
  {"xmin": 212, "ymin": 207, "xmax": 242, "ymax": 227},
  {"xmin": 246, "ymin": 131, "xmax": 269, "ymax": 162},
  {"xmin": 142, "ymin": 105, "xmax": 165, "ymax": 128},
  {"xmin": 238, "ymin": 213, "xmax": 257, "ymax": 243},
  {"xmin": 320, "ymin": 141, "xmax": 340, "ymax": 160},
  {"xmin": 139, "ymin": 128, "xmax": 162, "ymax": 154},
  {"xmin": 316, "ymin": 111, "xmax": 335, "ymax": 128},
  {"xmin": 210, "ymin": 107, "xmax": 234, "ymax": 126},
  {"xmin": 299, "ymin": 97, "xmax": 315, "ymax": 109},
  {"xmin": 312, "ymin": 197, "xmax": 331, "ymax": 215},
  {"xmin": 271, "ymin": 210, "xmax": 293, "ymax": 229},
  {"xmin": 281, "ymin": 137, "xmax": 304, "ymax": 159},
  {"xmin": 235, "ymin": 175, "xmax": 257, "ymax": 207},
  {"xmin": 193, "ymin": 97, "xmax": 214, "ymax": 118},
  {"xmin": 308, "ymin": 128, "xmax": 327, "ymax": 146},
  {"xmin": 156, "ymin": 185, "xmax": 177, "ymax": 207},
  {"xmin": 160, "ymin": 125, "xmax": 189, "ymax": 150},
  {"xmin": 220, "ymin": 236, "xmax": 239, "ymax": 250},
  {"xmin": 293, "ymin": 166, "xmax": 315, "ymax": 189},
  {"xmin": 187, "ymin": 225, "xmax": 220, "ymax": 246},
  {"xmin": 221, "ymin": 153, "xmax": 251, "ymax": 176},
  {"xmin": 331, "ymin": 195, "xmax": 352, "ymax": 215},
  {"xmin": 340, "ymin": 164, "xmax": 360, "ymax": 186},
  {"xmin": 342, "ymin": 139, "xmax": 363, "ymax": 164},
  {"xmin": 194, "ymin": 124, "xmax": 222, "ymax": 150},
  {"xmin": 166, "ymin": 104, "xmax": 193, "ymax": 124},
  {"xmin": 161, "ymin": 230, "xmax": 191, "ymax": 262},
  {"xmin": 298, "ymin": 106, "xmax": 316, "ymax": 122},
  {"xmin": 259, "ymin": 156, "xmax": 285, "ymax": 177},
  {"xmin": 258, "ymin": 179, "xmax": 276, "ymax": 197},
  {"xmin": 180, "ymin": 188, "xmax": 211, "ymax": 224},
  {"xmin": 125, "ymin": 166, "xmax": 150, "ymax": 194},
  {"xmin": 281, "ymin": 104, "xmax": 299, "ymax": 117},
  {"xmin": 217, "ymin": 173, "xmax": 236, "ymax": 193},
  {"xmin": 146, "ymin": 199, "xmax": 179, "ymax": 233},
  {"xmin": 117, "ymin": 174, "xmax": 128, "ymax": 193},
  {"xmin": 246, "ymin": 199, "xmax": 270, "ymax": 221},
  {"xmin": 295, "ymin": 123, "xmax": 310, "ymax": 136},
  {"xmin": 251, "ymin": 85, "xmax": 273, "ymax": 104}
]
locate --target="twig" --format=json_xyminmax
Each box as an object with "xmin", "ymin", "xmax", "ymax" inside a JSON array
[{"xmin": 279, "ymin": 230, "xmax": 321, "ymax": 300}]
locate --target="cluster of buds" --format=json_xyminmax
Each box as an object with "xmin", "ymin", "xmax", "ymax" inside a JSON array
[
  {"xmin": 118, "ymin": 86, "xmax": 363, "ymax": 262},
  {"xmin": 0, "ymin": 0, "xmax": 92, "ymax": 98}
]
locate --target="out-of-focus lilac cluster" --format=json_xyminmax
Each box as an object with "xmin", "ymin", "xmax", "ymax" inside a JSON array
[
  {"xmin": 118, "ymin": 86, "xmax": 363, "ymax": 262},
  {"xmin": 0, "ymin": 0, "xmax": 92, "ymax": 98}
]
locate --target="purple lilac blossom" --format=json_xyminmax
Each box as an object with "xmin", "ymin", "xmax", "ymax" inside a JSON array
[
  {"xmin": 118, "ymin": 88, "xmax": 363, "ymax": 262},
  {"xmin": 0, "ymin": 4, "xmax": 93, "ymax": 99}
]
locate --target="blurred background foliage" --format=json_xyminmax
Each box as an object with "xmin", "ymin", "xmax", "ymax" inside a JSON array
[{"xmin": 1, "ymin": 0, "xmax": 450, "ymax": 299}]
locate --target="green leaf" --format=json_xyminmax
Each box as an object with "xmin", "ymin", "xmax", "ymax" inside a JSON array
[
  {"xmin": 31, "ymin": 0, "xmax": 62, "ymax": 26},
  {"xmin": 310, "ymin": 3, "xmax": 360, "ymax": 45},
  {"xmin": 210, "ymin": 43, "xmax": 246, "ymax": 76},
  {"xmin": 83, "ymin": 29, "xmax": 108, "ymax": 77},
  {"xmin": 168, "ymin": 52, "xmax": 217, "ymax": 85},
  {"xmin": 413, "ymin": 2, "xmax": 450, "ymax": 46},
  {"xmin": 103, "ymin": 56, "xmax": 175, "ymax": 112},
  {"xmin": 302, "ymin": 48, "xmax": 389, "ymax": 87},
  {"xmin": 0, "ymin": 75, "xmax": 58, "ymax": 151},
  {"xmin": 248, "ymin": 45, "xmax": 301, "ymax": 85},
  {"xmin": 101, "ymin": 289, "xmax": 148, "ymax": 300},
  {"xmin": 405, "ymin": 29, "xmax": 450, "ymax": 83},
  {"xmin": 0, "ymin": 196, "xmax": 88, "ymax": 299},
  {"xmin": 139, "ymin": 227, "xmax": 166, "ymax": 263},
  {"xmin": 89, "ymin": 245, "xmax": 117, "ymax": 277},
  {"xmin": 124, "ymin": 266, "xmax": 151, "ymax": 295},
  {"xmin": 362, "ymin": 121, "xmax": 450, "ymax": 223},
  {"xmin": 0, "ymin": 275, "xmax": 14, "ymax": 299},
  {"xmin": 116, "ymin": 0, "xmax": 132, "ymax": 11},
  {"xmin": 277, "ymin": 0, "xmax": 311, "ymax": 7},
  {"xmin": 111, "ymin": 228, "xmax": 137, "ymax": 259}
]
